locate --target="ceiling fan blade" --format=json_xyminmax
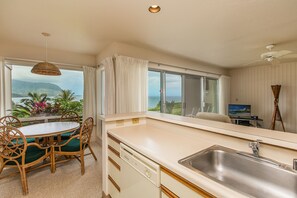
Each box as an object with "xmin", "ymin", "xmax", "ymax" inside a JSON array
[
  {"xmin": 274, "ymin": 50, "xmax": 292, "ymax": 58},
  {"xmin": 281, "ymin": 53, "xmax": 297, "ymax": 59}
]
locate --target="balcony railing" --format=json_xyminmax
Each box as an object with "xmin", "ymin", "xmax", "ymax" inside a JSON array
[{"xmin": 19, "ymin": 115, "xmax": 83, "ymax": 126}]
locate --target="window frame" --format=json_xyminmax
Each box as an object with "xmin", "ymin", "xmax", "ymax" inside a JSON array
[
  {"xmin": 4, "ymin": 60, "xmax": 84, "ymax": 118},
  {"xmin": 148, "ymin": 68, "xmax": 219, "ymax": 116}
]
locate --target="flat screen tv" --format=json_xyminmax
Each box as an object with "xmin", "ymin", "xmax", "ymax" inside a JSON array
[{"xmin": 228, "ymin": 104, "xmax": 251, "ymax": 118}]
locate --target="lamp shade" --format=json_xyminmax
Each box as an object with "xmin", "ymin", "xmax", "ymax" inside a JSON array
[{"xmin": 31, "ymin": 62, "xmax": 61, "ymax": 76}]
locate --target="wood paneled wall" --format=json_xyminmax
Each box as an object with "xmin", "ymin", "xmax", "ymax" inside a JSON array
[{"xmin": 230, "ymin": 62, "xmax": 297, "ymax": 133}]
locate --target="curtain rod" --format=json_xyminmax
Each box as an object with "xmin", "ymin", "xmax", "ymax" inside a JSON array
[
  {"xmin": 98, "ymin": 55, "xmax": 221, "ymax": 77},
  {"xmin": 4, "ymin": 57, "xmax": 95, "ymax": 68},
  {"xmin": 149, "ymin": 61, "xmax": 221, "ymax": 76}
]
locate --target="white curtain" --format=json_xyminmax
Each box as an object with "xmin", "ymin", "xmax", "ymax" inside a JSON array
[
  {"xmin": 83, "ymin": 66, "xmax": 97, "ymax": 120},
  {"xmin": 115, "ymin": 56, "xmax": 148, "ymax": 113},
  {"xmin": 0, "ymin": 58, "xmax": 4, "ymax": 117},
  {"xmin": 218, "ymin": 75, "xmax": 231, "ymax": 115},
  {"xmin": 101, "ymin": 57, "xmax": 115, "ymax": 115}
]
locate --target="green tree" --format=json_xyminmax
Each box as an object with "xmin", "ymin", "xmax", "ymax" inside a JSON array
[
  {"xmin": 12, "ymin": 92, "xmax": 48, "ymax": 117},
  {"xmin": 57, "ymin": 90, "xmax": 75, "ymax": 103},
  {"xmin": 55, "ymin": 90, "xmax": 83, "ymax": 115}
]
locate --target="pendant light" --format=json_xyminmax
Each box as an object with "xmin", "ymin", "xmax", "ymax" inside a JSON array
[{"xmin": 31, "ymin": 32, "xmax": 61, "ymax": 76}]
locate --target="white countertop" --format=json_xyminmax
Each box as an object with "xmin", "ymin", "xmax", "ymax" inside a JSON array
[
  {"xmin": 100, "ymin": 112, "xmax": 297, "ymax": 150},
  {"xmin": 108, "ymin": 125, "xmax": 249, "ymax": 198}
]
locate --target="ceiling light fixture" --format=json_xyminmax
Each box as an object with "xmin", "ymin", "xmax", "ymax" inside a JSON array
[
  {"xmin": 149, "ymin": 5, "xmax": 161, "ymax": 13},
  {"xmin": 31, "ymin": 32, "xmax": 61, "ymax": 76}
]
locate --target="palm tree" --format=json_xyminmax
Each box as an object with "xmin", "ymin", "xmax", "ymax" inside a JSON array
[
  {"xmin": 57, "ymin": 90, "xmax": 75, "ymax": 103},
  {"xmin": 13, "ymin": 92, "xmax": 48, "ymax": 117},
  {"xmin": 20, "ymin": 92, "xmax": 48, "ymax": 105},
  {"xmin": 55, "ymin": 90, "xmax": 82, "ymax": 114}
]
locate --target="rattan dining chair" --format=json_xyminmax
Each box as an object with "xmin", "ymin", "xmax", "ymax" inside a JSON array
[
  {"xmin": 60, "ymin": 111, "xmax": 80, "ymax": 140},
  {"xmin": 52, "ymin": 117, "xmax": 97, "ymax": 175},
  {"xmin": 0, "ymin": 126, "xmax": 53, "ymax": 195},
  {"xmin": 0, "ymin": 116, "xmax": 35, "ymax": 143},
  {"xmin": 0, "ymin": 116, "xmax": 22, "ymax": 128}
]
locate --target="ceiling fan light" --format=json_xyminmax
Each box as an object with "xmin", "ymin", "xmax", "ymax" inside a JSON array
[{"xmin": 31, "ymin": 62, "xmax": 61, "ymax": 76}]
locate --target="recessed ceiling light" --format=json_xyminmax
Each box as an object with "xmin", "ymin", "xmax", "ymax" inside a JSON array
[{"xmin": 149, "ymin": 5, "xmax": 161, "ymax": 13}]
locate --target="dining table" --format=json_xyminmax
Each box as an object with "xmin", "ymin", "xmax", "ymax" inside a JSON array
[{"xmin": 18, "ymin": 122, "xmax": 80, "ymax": 145}]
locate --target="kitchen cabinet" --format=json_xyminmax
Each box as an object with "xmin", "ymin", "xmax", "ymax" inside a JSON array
[
  {"xmin": 161, "ymin": 167, "xmax": 215, "ymax": 198},
  {"xmin": 107, "ymin": 134, "xmax": 121, "ymax": 198}
]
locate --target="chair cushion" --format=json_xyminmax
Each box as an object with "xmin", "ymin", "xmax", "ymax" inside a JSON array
[
  {"xmin": 56, "ymin": 138, "xmax": 87, "ymax": 152},
  {"xmin": 11, "ymin": 138, "xmax": 38, "ymax": 144},
  {"xmin": 60, "ymin": 132, "xmax": 73, "ymax": 140},
  {"xmin": 5, "ymin": 146, "xmax": 46, "ymax": 165},
  {"xmin": 26, "ymin": 138, "xmax": 36, "ymax": 143}
]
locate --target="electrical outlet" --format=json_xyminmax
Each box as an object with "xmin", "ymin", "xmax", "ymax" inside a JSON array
[{"xmin": 132, "ymin": 118, "xmax": 139, "ymax": 124}]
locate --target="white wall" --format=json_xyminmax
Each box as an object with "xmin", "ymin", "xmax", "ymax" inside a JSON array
[
  {"xmin": 230, "ymin": 62, "xmax": 297, "ymax": 133},
  {"xmin": 0, "ymin": 41, "xmax": 96, "ymax": 67},
  {"xmin": 97, "ymin": 42, "xmax": 228, "ymax": 75}
]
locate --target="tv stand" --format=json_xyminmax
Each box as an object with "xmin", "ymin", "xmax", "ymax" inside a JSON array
[{"xmin": 230, "ymin": 117, "xmax": 263, "ymax": 128}]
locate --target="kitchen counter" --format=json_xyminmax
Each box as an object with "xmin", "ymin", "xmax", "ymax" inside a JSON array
[
  {"xmin": 100, "ymin": 112, "xmax": 297, "ymax": 150},
  {"xmin": 102, "ymin": 112, "xmax": 297, "ymax": 197},
  {"xmin": 108, "ymin": 124, "xmax": 250, "ymax": 197}
]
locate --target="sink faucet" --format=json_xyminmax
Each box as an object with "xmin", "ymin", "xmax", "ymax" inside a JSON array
[{"xmin": 249, "ymin": 139, "xmax": 262, "ymax": 157}]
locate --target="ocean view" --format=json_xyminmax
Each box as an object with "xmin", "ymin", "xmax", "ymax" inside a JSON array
[
  {"xmin": 13, "ymin": 95, "xmax": 179, "ymax": 108},
  {"xmin": 148, "ymin": 96, "xmax": 181, "ymax": 108}
]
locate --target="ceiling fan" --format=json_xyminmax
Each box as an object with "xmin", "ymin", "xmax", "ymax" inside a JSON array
[
  {"xmin": 244, "ymin": 44, "xmax": 297, "ymax": 66},
  {"xmin": 260, "ymin": 44, "xmax": 292, "ymax": 62}
]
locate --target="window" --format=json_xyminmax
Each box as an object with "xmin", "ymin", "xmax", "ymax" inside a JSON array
[
  {"xmin": 165, "ymin": 73, "xmax": 182, "ymax": 115},
  {"xmin": 10, "ymin": 65, "xmax": 83, "ymax": 118},
  {"xmin": 148, "ymin": 71, "xmax": 161, "ymax": 112},
  {"xmin": 203, "ymin": 77, "xmax": 218, "ymax": 113},
  {"xmin": 148, "ymin": 69, "xmax": 218, "ymax": 116}
]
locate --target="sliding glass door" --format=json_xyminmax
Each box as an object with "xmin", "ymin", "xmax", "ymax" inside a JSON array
[
  {"xmin": 184, "ymin": 75, "xmax": 201, "ymax": 116},
  {"xmin": 148, "ymin": 70, "xmax": 218, "ymax": 116},
  {"xmin": 202, "ymin": 77, "xmax": 218, "ymax": 113},
  {"xmin": 165, "ymin": 73, "xmax": 182, "ymax": 115}
]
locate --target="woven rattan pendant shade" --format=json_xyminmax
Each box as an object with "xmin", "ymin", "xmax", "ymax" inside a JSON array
[
  {"xmin": 31, "ymin": 62, "xmax": 61, "ymax": 76},
  {"xmin": 31, "ymin": 32, "xmax": 61, "ymax": 76}
]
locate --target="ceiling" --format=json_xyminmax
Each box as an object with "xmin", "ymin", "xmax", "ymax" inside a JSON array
[{"xmin": 1, "ymin": 0, "xmax": 297, "ymax": 68}]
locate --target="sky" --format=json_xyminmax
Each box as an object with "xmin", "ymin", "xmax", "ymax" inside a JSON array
[
  {"xmin": 148, "ymin": 71, "xmax": 181, "ymax": 97},
  {"xmin": 12, "ymin": 65, "xmax": 83, "ymax": 95},
  {"xmin": 12, "ymin": 66, "xmax": 180, "ymax": 98}
]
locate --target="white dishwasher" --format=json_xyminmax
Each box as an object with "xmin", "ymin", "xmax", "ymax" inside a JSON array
[{"xmin": 120, "ymin": 143, "xmax": 161, "ymax": 198}]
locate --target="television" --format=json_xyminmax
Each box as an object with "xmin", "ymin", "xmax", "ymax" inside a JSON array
[{"xmin": 228, "ymin": 104, "xmax": 251, "ymax": 118}]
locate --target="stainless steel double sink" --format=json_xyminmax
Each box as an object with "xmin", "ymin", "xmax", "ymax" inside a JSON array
[{"xmin": 179, "ymin": 145, "xmax": 297, "ymax": 198}]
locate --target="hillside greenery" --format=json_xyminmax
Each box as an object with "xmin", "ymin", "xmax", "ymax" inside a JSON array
[
  {"xmin": 148, "ymin": 101, "xmax": 182, "ymax": 115},
  {"xmin": 12, "ymin": 80, "xmax": 62, "ymax": 97}
]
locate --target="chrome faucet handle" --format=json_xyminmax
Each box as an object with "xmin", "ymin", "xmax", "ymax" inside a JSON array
[
  {"xmin": 249, "ymin": 139, "xmax": 262, "ymax": 157},
  {"xmin": 249, "ymin": 139, "xmax": 262, "ymax": 147},
  {"xmin": 293, "ymin": 159, "xmax": 297, "ymax": 171}
]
